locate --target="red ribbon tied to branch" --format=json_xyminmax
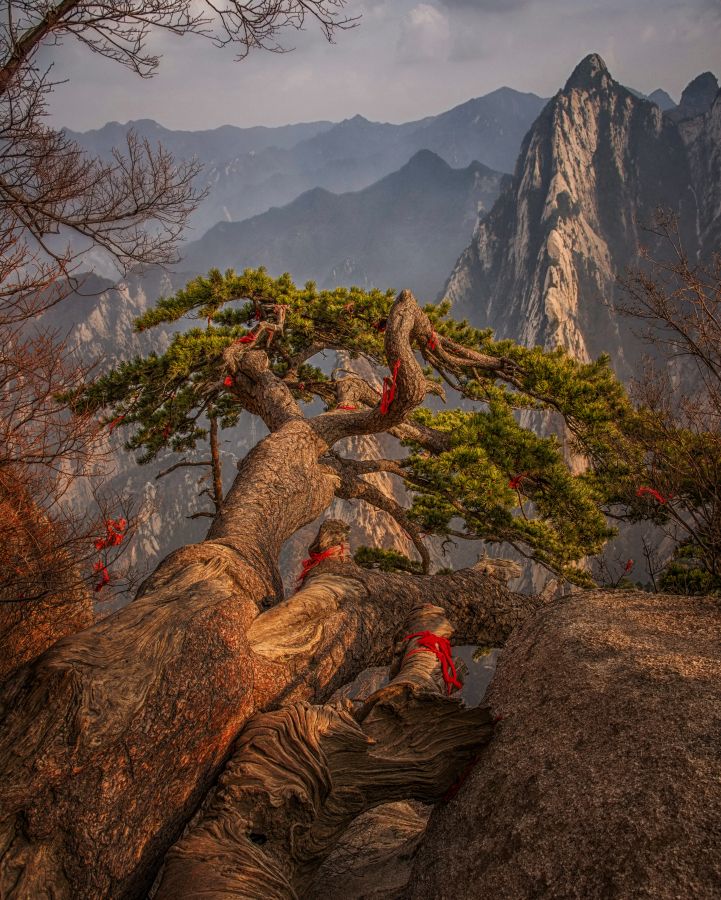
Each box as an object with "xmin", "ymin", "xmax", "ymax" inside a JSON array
[
  {"xmin": 107, "ymin": 415, "xmax": 125, "ymax": 433},
  {"xmin": 403, "ymin": 630, "xmax": 462, "ymax": 695},
  {"xmin": 94, "ymin": 518, "xmax": 127, "ymax": 552},
  {"xmin": 92, "ymin": 518, "xmax": 128, "ymax": 592},
  {"xmin": 235, "ymin": 332, "xmax": 257, "ymax": 345},
  {"xmin": 337, "ymin": 404, "xmax": 357, "ymax": 411},
  {"xmin": 508, "ymin": 472, "xmax": 529, "ymax": 490},
  {"xmin": 380, "ymin": 360, "xmax": 401, "ymax": 415},
  {"xmin": 427, "ymin": 331, "xmax": 438, "ymax": 352},
  {"xmin": 636, "ymin": 486, "xmax": 673, "ymax": 505},
  {"xmin": 224, "ymin": 375, "xmax": 233, "ymax": 387},
  {"xmin": 296, "ymin": 544, "xmax": 346, "ymax": 586},
  {"xmin": 624, "ymin": 559, "xmax": 634, "ymax": 574},
  {"xmin": 93, "ymin": 562, "xmax": 111, "ymax": 592}
]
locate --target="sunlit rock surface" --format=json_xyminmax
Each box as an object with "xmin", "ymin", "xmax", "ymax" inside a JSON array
[
  {"xmin": 445, "ymin": 54, "xmax": 719, "ymax": 381},
  {"xmin": 407, "ymin": 589, "xmax": 721, "ymax": 899}
]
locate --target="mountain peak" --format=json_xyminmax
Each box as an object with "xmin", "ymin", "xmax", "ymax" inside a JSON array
[
  {"xmin": 564, "ymin": 54, "xmax": 612, "ymax": 92},
  {"xmin": 648, "ymin": 88, "xmax": 675, "ymax": 111},
  {"xmin": 677, "ymin": 72, "xmax": 719, "ymax": 119},
  {"xmin": 403, "ymin": 148, "xmax": 449, "ymax": 172},
  {"xmin": 342, "ymin": 114, "xmax": 370, "ymax": 127}
]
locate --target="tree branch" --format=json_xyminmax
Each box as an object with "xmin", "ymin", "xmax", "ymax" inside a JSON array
[
  {"xmin": 311, "ymin": 290, "xmax": 518, "ymax": 446},
  {"xmin": 328, "ymin": 455, "xmax": 431, "ymax": 574}
]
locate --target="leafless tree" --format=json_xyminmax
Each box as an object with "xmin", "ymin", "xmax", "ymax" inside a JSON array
[{"xmin": 615, "ymin": 210, "xmax": 721, "ymax": 588}]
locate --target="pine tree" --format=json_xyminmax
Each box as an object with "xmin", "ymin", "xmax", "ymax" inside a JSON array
[{"xmin": 73, "ymin": 267, "xmax": 632, "ymax": 584}]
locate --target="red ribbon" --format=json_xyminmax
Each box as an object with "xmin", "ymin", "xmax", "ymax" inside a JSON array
[
  {"xmin": 235, "ymin": 333, "xmax": 257, "ymax": 345},
  {"xmin": 337, "ymin": 404, "xmax": 357, "ymax": 411},
  {"xmin": 427, "ymin": 331, "xmax": 438, "ymax": 351},
  {"xmin": 94, "ymin": 518, "xmax": 127, "ymax": 552},
  {"xmin": 107, "ymin": 415, "xmax": 125, "ymax": 433},
  {"xmin": 624, "ymin": 559, "xmax": 634, "ymax": 574},
  {"xmin": 380, "ymin": 360, "xmax": 401, "ymax": 415},
  {"xmin": 636, "ymin": 486, "xmax": 672, "ymax": 505},
  {"xmin": 508, "ymin": 472, "xmax": 529, "ymax": 490},
  {"xmin": 224, "ymin": 375, "xmax": 233, "ymax": 387},
  {"xmin": 403, "ymin": 630, "xmax": 462, "ymax": 695},
  {"xmin": 93, "ymin": 562, "xmax": 110, "ymax": 593},
  {"xmin": 296, "ymin": 544, "xmax": 346, "ymax": 586},
  {"xmin": 91, "ymin": 518, "xmax": 127, "ymax": 592}
]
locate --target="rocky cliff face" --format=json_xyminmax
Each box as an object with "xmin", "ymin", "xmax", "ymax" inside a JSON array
[
  {"xmin": 445, "ymin": 55, "xmax": 719, "ymax": 380},
  {"xmin": 678, "ymin": 78, "xmax": 721, "ymax": 261}
]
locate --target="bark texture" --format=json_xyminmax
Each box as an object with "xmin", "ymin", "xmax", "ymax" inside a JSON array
[
  {"xmin": 0, "ymin": 587, "xmax": 93, "ymax": 684},
  {"xmin": 309, "ymin": 802, "xmax": 429, "ymax": 900},
  {"xmin": 0, "ymin": 419, "xmax": 337, "ymax": 900},
  {"xmin": 407, "ymin": 589, "xmax": 721, "ymax": 899},
  {"xmin": 155, "ymin": 604, "xmax": 493, "ymax": 898},
  {"xmin": 0, "ymin": 507, "xmax": 531, "ymax": 897}
]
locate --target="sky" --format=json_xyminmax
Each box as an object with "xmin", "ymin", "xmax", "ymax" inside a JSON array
[{"xmin": 45, "ymin": 0, "xmax": 721, "ymax": 131}]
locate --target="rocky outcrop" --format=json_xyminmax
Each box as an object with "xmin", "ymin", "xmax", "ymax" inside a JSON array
[
  {"xmin": 406, "ymin": 588, "xmax": 721, "ymax": 898},
  {"xmin": 667, "ymin": 72, "xmax": 719, "ymax": 122},
  {"xmin": 445, "ymin": 55, "xmax": 718, "ymax": 380},
  {"xmin": 0, "ymin": 478, "xmax": 94, "ymax": 681}
]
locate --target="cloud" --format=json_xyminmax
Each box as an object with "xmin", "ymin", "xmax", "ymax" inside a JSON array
[
  {"xmin": 436, "ymin": 0, "xmax": 533, "ymax": 11},
  {"xmin": 397, "ymin": 4, "xmax": 451, "ymax": 62}
]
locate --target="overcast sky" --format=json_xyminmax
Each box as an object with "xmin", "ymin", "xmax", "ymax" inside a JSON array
[{"xmin": 45, "ymin": 0, "xmax": 721, "ymax": 131}]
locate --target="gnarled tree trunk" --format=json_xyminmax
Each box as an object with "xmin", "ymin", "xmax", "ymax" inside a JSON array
[
  {"xmin": 0, "ymin": 290, "xmax": 540, "ymax": 898},
  {"xmin": 154, "ymin": 602, "xmax": 494, "ymax": 899}
]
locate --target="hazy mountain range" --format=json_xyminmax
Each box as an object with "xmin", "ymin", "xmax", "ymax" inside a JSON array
[
  {"xmin": 57, "ymin": 59, "xmax": 718, "ymax": 598},
  {"xmin": 67, "ymin": 88, "xmax": 546, "ymax": 235},
  {"xmin": 181, "ymin": 150, "xmax": 503, "ymax": 300}
]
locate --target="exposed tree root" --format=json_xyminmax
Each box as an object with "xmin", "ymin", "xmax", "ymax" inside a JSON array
[{"xmin": 155, "ymin": 604, "xmax": 493, "ymax": 898}]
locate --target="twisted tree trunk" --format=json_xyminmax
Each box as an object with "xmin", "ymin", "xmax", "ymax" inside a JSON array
[{"xmin": 0, "ymin": 290, "xmax": 539, "ymax": 898}]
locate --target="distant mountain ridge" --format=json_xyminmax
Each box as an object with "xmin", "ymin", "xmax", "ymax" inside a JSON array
[
  {"xmin": 180, "ymin": 149, "xmax": 503, "ymax": 300},
  {"xmin": 445, "ymin": 54, "xmax": 720, "ymax": 379},
  {"xmin": 67, "ymin": 88, "xmax": 546, "ymax": 235},
  {"xmin": 63, "ymin": 118, "xmax": 335, "ymax": 160}
]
